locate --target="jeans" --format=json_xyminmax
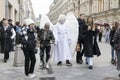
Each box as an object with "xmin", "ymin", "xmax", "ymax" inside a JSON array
[
  {"xmin": 86, "ymin": 57, "xmax": 93, "ymax": 66},
  {"xmin": 111, "ymin": 46, "xmax": 115, "ymax": 59}
]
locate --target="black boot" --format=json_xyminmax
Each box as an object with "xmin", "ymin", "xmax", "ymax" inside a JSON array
[
  {"xmin": 88, "ymin": 65, "xmax": 93, "ymax": 70},
  {"xmin": 57, "ymin": 61, "xmax": 62, "ymax": 66},
  {"xmin": 4, "ymin": 59, "xmax": 7, "ymax": 63},
  {"xmin": 111, "ymin": 59, "xmax": 115, "ymax": 65},
  {"xmin": 66, "ymin": 60, "xmax": 72, "ymax": 66},
  {"xmin": 76, "ymin": 60, "xmax": 83, "ymax": 64},
  {"xmin": 118, "ymin": 74, "xmax": 120, "ymax": 77}
]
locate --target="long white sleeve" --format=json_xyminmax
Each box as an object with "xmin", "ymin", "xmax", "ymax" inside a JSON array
[
  {"xmin": 53, "ymin": 25, "xmax": 58, "ymax": 45},
  {"xmin": 11, "ymin": 28, "xmax": 16, "ymax": 39}
]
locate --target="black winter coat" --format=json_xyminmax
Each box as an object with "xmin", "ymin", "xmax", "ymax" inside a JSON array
[
  {"xmin": 110, "ymin": 29, "xmax": 116, "ymax": 47},
  {"xmin": 1, "ymin": 26, "xmax": 13, "ymax": 52},
  {"xmin": 80, "ymin": 24, "xmax": 101, "ymax": 57},
  {"xmin": 20, "ymin": 29, "xmax": 36, "ymax": 50},
  {"xmin": 78, "ymin": 18, "xmax": 87, "ymax": 42}
]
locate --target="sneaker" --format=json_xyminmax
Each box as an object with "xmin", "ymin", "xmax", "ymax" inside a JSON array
[
  {"xmin": 57, "ymin": 62, "xmax": 62, "ymax": 66},
  {"xmin": 29, "ymin": 73, "xmax": 36, "ymax": 79},
  {"xmin": 25, "ymin": 75, "xmax": 30, "ymax": 79},
  {"xmin": 88, "ymin": 65, "xmax": 93, "ymax": 70},
  {"xmin": 46, "ymin": 63, "xmax": 49, "ymax": 69}
]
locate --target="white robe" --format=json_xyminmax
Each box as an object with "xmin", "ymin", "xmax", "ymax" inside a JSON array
[{"xmin": 53, "ymin": 23, "xmax": 72, "ymax": 62}]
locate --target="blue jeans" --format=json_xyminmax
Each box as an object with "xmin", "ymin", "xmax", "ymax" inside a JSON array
[{"xmin": 111, "ymin": 46, "xmax": 115, "ymax": 59}]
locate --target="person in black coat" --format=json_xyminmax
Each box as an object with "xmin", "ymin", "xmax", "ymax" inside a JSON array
[
  {"xmin": 109, "ymin": 22, "xmax": 118, "ymax": 65},
  {"xmin": 0, "ymin": 19, "xmax": 16, "ymax": 62},
  {"xmin": 77, "ymin": 14, "xmax": 86, "ymax": 64},
  {"xmin": 98, "ymin": 27, "xmax": 103, "ymax": 42},
  {"xmin": 81, "ymin": 16, "xmax": 101, "ymax": 69},
  {"xmin": 0, "ymin": 18, "xmax": 7, "ymax": 53},
  {"xmin": 20, "ymin": 19, "xmax": 37, "ymax": 78},
  {"xmin": 8, "ymin": 19, "xmax": 15, "ymax": 51}
]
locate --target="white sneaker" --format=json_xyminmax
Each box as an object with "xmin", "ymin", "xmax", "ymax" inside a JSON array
[
  {"xmin": 46, "ymin": 63, "xmax": 49, "ymax": 69},
  {"xmin": 25, "ymin": 75, "xmax": 30, "ymax": 79},
  {"xmin": 28, "ymin": 73, "xmax": 36, "ymax": 79}
]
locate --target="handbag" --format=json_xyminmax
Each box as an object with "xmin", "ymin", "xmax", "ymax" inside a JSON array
[{"xmin": 75, "ymin": 43, "xmax": 81, "ymax": 51}]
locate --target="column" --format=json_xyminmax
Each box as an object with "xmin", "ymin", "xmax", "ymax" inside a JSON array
[{"xmin": 13, "ymin": 45, "xmax": 24, "ymax": 67}]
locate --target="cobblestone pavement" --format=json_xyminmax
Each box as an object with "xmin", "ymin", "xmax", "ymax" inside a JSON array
[{"xmin": 0, "ymin": 42, "xmax": 120, "ymax": 80}]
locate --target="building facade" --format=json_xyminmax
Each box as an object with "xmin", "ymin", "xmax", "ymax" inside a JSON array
[
  {"xmin": 0, "ymin": 0, "xmax": 35, "ymax": 25},
  {"xmin": 48, "ymin": 0, "xmax": 81, "ymax": 24},
  {"xmin": 80, "ymin": 0, "xmax": 120, "ymax": 24},
  {"xmin": 0, "ymin": 0, "xmax": 19, "ymax": 24},
  {"xmin": 48, "ymin": 0, "xmax": 120, "ymax": 24}
]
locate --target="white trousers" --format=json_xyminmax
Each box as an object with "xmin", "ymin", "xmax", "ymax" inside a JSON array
[{"xmin": 86, "ymin": 57, "xmax": 93, "ymax": 66}]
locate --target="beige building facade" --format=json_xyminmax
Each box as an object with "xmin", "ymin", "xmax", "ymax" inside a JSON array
[
  {"xmin": 48, "ymin": 0, "xmax": 120, "ymax": 24},
  {"xmin": 0, "ymin": 0, "xmax": 19, "ymax": 24},
  {"xmin": 80, "ymin": 0, "xmax": 120, "ymax": 24},
  {"xmin": 0, "ymin": 0, "xmax": 35, "ymax": 25},
  {"xmin": 48, "ymin": 0, "xmax": 81, "ymax": 24}
]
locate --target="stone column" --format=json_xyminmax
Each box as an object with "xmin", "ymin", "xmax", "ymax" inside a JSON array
[{"xmin": 13, "ymin": 45, "xmax": 24, "ymax": 67}]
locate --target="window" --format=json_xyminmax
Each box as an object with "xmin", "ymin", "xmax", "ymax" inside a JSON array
[{"xmin": 98, "ymin": 0, "xmax": 104, "ymax": 12}]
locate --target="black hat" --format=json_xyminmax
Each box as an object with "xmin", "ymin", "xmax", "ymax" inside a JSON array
[{"xmin": 8, "ymin": 19, "xmax": 13, "ymax": 21}]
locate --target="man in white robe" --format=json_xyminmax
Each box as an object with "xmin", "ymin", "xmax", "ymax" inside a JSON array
[{"xmin": 53, "ymin": 14, "xmax": 72, "ymax": 66}]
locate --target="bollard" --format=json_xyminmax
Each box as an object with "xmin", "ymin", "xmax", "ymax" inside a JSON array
[
  {"xmin": 39, "ymin": 63, "xmax": 56, "ymax": 80},
  {"xmin": 47, "ymin": 63, "xmax": 54, "ymax": 74},
  {"xmin": 39, "ymin": 74, "xmax": 55, "ymax": 80},
  {"xmin": 13, "ymin": 45, "xmax": 24, "ymax": 67}
]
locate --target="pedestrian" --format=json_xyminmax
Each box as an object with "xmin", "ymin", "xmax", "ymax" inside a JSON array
[
  {"xmin": 0, "ymin": 18, "xmax": 5, "ymax": 53},
  {"xmin": 113, "ymin": 23, "xmax": 120, "ymax": 77},
  {"xmin": 53, "ymin": 14, "xmax": 72, "ymax": 66},
  {"xmin": 110, "ymin": 22, "xmax": 118, "ymax": 65},
  {"xmin": 20, "ymin": 19, "xmax": 37, "ymax": 78},
  {"xmin": 104, "ymin": 24, "xmax": 110, "ymax": 43},
  {"xmin": 77, "ymin": 14, "xmax": 86, "ymax": 64},
  {"xmin": 0, "ymin": 19, "xmax": 16, "ymax": 62},
  {"xmin": 98, "ymin": 27, "xmax": 103, "ymax": 42},
  {"xmin": 8, "ymin": 19, "xmax": 15, "ymax": 51},
  {"xmin": 38, "ymin": 23, "xmax": 55, "ymax": 69},
  {"xmin": 82, "ymin": 16, "xmax": 101, "ymax": 69},
  {"xmin": 35, "ymin": 26, "xmax": 40, "ymax": 34},
  {"xmin": 14, "ymin": 22, "xmax": 22, "ymax": 45},
  {"xmin": 8, "ymin": 19, "xmax": 14, "ymax": 27}
]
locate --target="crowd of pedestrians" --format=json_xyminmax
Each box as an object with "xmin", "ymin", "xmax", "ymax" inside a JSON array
[{"xmin": 0, "ymin": 13, "xmax": 120, "ymax": 79}]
